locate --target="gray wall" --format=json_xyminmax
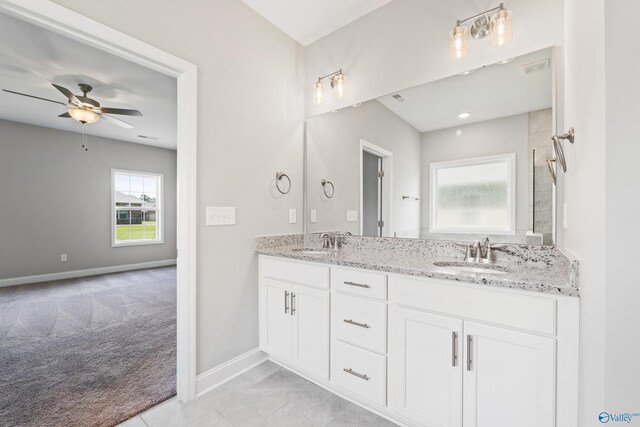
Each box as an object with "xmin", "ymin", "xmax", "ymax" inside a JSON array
[
  {"xmin": 52, "ymin": 0, "xmax": 306, "ymax": 374},
  {"xmin": 420, "ymin": 114, "xmax": 530, "ymax": 241},
  {"xmin": 0, "ymin": 119, "xmax": 177, "ymax": 280},
  {"xmin": 306, "ymin": 99, "xmax": 421, "ymax": 236}
]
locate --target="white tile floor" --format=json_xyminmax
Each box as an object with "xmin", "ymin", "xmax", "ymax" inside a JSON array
[{"xmin": 118, "ymin": 361, "xmax": 398, "ymax": 427}]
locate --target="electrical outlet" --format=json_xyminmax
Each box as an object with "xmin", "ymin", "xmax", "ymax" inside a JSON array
[
  {"xmin": 60, "ymin": 254, "xmax": 68, "ymax": 262},
  {"xmin": 206, "ymin": 207, "xmax": 236, "ymax": 226},
  {"xmin": 310, "ymin": 209, "xmax": 317, "ymax": 223},
  {"xmin": 289, "ymin": 209, "xmax": 297, "ymax": 224},
  {"xmin": 346, "ymin": 210, "xmax": 358, "ymax": 222}
]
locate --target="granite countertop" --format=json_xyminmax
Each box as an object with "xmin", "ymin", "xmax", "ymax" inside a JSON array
[{"xmin": 256, "ymin": 244, "xmax": 579, "ymax": 297}]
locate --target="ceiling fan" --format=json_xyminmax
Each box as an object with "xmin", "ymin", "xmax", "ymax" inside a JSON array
[{"xmin": 2, "ymin": 83, "xmax": 143, "ymax": 129}]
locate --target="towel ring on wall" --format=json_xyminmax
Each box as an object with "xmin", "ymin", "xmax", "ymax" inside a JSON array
[
  {"xmin": 275, "ymin": 172, "xmax": 291, "ymax": 195},
  {"xmin": 551, "ymin": 127, "xmax": 575, "ymax": 173},
  {"xmin": 321, "ymin": 179, "xmax": 335, "ymax": 198},
  {"xmin": 546, "ymin": 159, "xmax": 557, "ymax": 185}
]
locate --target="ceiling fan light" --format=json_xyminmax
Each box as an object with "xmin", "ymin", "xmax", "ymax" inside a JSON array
[{"xmin": 69, "ymin": 107, "xmax": 100, "ymax": 124}]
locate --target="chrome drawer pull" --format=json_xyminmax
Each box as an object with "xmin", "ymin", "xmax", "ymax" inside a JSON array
[
  {"xmin": 343, "ymin": 368, "xmax": 369, "ymax": 381},
  {"xmin": 344, "ymin": 281, "xmax": 370, "ymax": 288},
  {"xmin": 466, "ymin": 335, "xmax": 472, "ymax": 371},
  {"xmin": 452, "ymin": 331, "xmax": 457, "ymax": 367},
  {"xmin": 284, "ymin": 291, "xmax": 289, "ymax": 314},
  {"xmin": 291, "ymin": 293, "xmax": 296, "ymax": 316},
  {"xmin": 343, "ymin": 319, "xmax": 370, "ymax": 328}
]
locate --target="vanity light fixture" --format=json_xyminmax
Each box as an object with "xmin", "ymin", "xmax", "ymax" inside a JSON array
[
  {"xmin": 450, "ymin": 3, "xmax": 513, "ymax": 59},
  {"xmin": 458, "ymin": 112, "xmax": 470, "ymax": 119},
  {"xmin": 312, "ymin": 69, "xmax": 347, "ymax": 106}
]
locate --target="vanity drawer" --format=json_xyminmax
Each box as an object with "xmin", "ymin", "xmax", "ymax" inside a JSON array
[
  {"xmin": 333, "ymin": 294, "xmax": 387, "ymax": 354},
  {"xmin": 260, "ymin": 256, "xmax": 330, "ymax": 289},
  {"xmin": 332, "ymin": 267, "xmax": 387, "ymax": 300},
  {"xmin": 391, "ymin": 275, "xmax": 557, "ymax": 336},
  {"xmin": 332, "ymin": 340, "xmax": 386, "ymax": 406}
]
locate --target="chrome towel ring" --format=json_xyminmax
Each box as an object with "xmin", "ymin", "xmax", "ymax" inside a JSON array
[
  {"xmin": 551, "ymin": 127, "xmax": 575, "ymax": 173},
  {"xmin": 276, "ymin": 172, "xmax": 291, "ymax": 195},
  {"xmin": 321, "ymin": 179, "xmax": 335, "ymax": 198}
]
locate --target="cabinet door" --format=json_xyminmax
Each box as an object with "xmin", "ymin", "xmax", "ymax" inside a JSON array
[
  {"xmin": 463, "ymin": 322, "xmax": 556, "ymax": 427},
  {"xmin": 292, "ymin": 284, "xmax": 330, "ymax": 379},
  {"xmin": 264, "ymin": 279, "xmax": 293, "ymax": 360},
  {"xmin": 394, "ymin": 308, "xmax": 463, "ymax": 427}
]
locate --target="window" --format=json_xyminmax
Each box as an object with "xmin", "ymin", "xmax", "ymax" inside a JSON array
[
  {"xmin": 112, "ymin": 169, "xmax": 163, "ymax": 246},
  {"xmin": 429, "ymin": 154, "xmax": 515, "ymax": 235}
]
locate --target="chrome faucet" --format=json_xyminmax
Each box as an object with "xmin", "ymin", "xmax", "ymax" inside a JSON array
[
  {"xmin": 320, "ymin": 233, "xmax": 334, "ymax": 249},
  {"xmin": 464, "ymin": 237, "xmax": 494, "ymax": 263}
]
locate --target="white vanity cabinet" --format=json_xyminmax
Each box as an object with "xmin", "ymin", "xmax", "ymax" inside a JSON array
[
  {"xmin": 259, "ymin": 257, "xmax": 330, "ymax": 379},
  {"xmin": 258, "ymin": 255, "xmax": 578, "ymax": 427}
]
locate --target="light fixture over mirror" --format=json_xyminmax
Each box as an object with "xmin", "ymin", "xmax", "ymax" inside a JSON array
[
  {"xmin": 450, "ymin": 3, "xmax": 513, "ymax": 59},
  {"xmin": 312, "ymin": 69, "xmax": 346, "ymax": 105}
]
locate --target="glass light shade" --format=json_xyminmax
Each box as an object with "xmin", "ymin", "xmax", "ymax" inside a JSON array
[
  {"xmin": 331, "ymin": 72, "xmax": 347, "ymax": 99},
  {"xmin": 313, "ymin": 80, "xmax": 324, "ymax": 106},
  {"xmin": 69, "ymin": 107, "xmax": 100, "ymax": 124},
  {"xmin": 490, "ymin": 9, "xmax": 513, "ymax": 47},
  {"xmin": 449, "ymin": 25, "xmax": 469, "ymax": 59}
]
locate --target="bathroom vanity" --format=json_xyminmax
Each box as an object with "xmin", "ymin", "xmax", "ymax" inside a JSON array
[{"xmin": 256, "ymin": 235, "xmax": 579, "ymax": 427}]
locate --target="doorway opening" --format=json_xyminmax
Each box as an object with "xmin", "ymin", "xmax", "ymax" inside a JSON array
[{"xmin": 360, "ymin": 139, "xmax": 393, "ymax": 237}]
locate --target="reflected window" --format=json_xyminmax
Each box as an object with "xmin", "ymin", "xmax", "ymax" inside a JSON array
[
  {"xmin": 430, "ymin": 154, "xmax": 515, "ymax": 234},
  {"xmin": 112, "ymin": 169, "xmax": 163, "ymax": 246}
]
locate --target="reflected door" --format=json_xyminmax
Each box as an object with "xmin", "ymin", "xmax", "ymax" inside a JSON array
[{"xmin": 363, "ymin": 150, "xmax": 383, "ymax": 236}]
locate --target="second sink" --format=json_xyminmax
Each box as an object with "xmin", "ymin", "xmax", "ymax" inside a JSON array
[{"xmin": 432, "ymin": 261, "xmax": 512, "ymax": 275}]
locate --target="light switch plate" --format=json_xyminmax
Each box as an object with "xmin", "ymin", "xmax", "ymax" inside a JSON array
[
  {"xmin": 310, "ymin": 209, "xmax": 317, "ymax": 223},
  {"xmin": 346, "ymin": 210, "xmax": 358, "ymax": 222},
  {"xmin": 60, "ymin": 254, "xmax": 67, "ymax": 262},
  {"xmin": 289, "ymin": 209, "xmax": 297, "ymax": 224},
  {"xmin": 206, "ymin": 207, "xmax": 236, "ymax": 225}
]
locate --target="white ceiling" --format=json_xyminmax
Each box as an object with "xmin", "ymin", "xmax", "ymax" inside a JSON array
[
  {"xmin": 240, "ymin": 0, "xmax": 394, "ymax": 46},
  {"xmin": 377, "ymin": 48, "xmax": 553, "ymax": 133},
  {"xmin": 0, "ymin": 13, "xmax": 177, "ymax": 149}
]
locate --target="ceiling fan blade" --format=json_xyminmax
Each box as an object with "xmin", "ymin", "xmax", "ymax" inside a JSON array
[
  {"xmin": 58, "ymin": 112, "xmax": 71, "ymax": 118},
  {"xmin": 100, "ymin": 107, "xmax": 143, "ymax": 117},
  {"xmin": 3, "ymin": 89, "xmax": 67, "ymax": 106},
  {"xmin": 51, "ymin": 83, "xmax": 82, "ymax": 106},
  {"xmin": 101, "ymin": 114, "xmax": 134, "ymax": 129}
]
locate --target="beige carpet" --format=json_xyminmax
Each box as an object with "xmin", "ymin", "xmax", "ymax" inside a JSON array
[{"xmin": 0, "ymin": 266, "xmax": 176, "ymax": 427}]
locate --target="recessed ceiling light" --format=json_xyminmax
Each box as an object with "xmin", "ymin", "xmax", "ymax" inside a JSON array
[
  {"xmin": 456, "ymin": 129, "xmax": 463, "ymax": 136},
  {"xmin": 458, "ymin": 112, "xmax": 470, "ymax": 119},
  {"xmin": 459, "ymin": 69, "xmax": 474, "ymax": 76},
  {"xmin": 352, "ymin": 103, "xmax": 362, "ymax": 108}
]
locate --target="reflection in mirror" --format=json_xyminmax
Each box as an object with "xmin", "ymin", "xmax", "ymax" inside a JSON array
[{"xmin": 305, "ymin": 47, "xmax": 556, "ymax": 245}]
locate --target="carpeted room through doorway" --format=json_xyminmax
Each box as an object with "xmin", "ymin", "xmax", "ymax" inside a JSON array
[{"xmin": 0, "ymin": 266, "xmax": 176, "ymax": 427}]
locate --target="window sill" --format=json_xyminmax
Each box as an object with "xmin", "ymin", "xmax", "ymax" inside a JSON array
[{"xmin": 112, "ymin": 239, "xmax": 164, "ymax": 248}]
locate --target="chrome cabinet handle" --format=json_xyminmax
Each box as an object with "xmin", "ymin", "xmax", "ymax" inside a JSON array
[
  {"xmin": 291, "ymin": 293, "xmax": 296, "ymax": 316},
  {"xmin": 344, "ymin": 281, "xmax": 370, "ymax": 288},
  {"xmin": 284, "ymin": 291, "xmax": 289, "ymax": 314},
  {"xmin": 343, "ymin": 368, "xmax": 369, "ymax": 381},
  {"xmin": 466, "ymin": 335, "xmax": 472, "ymax": 371},
  {"xmin": 343, "ymin": 319, "xmax": 370, "ymax": 329},
  {"xmin": 452, "ymin": 331, "xmax": 457, "ymax": 367}
]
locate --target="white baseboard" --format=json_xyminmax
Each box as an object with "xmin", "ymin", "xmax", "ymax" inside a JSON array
[
  {"xmin": 196, "ymin": 348, "xmax": 268, "ymax": 398},
  {"xmin": 0, "ymin": 259, "xmax": 177, "ymax": 288}
]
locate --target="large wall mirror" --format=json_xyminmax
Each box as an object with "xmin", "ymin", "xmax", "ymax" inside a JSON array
[{"xmin": 305, "ymin": 47, "xmax": 558, "ymax": 245}]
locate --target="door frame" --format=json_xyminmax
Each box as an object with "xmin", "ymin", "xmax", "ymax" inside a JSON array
[
  {"xmin": 0, "ymin": 0, "xmax": 198, "ymax": 401},
  {"xmin": 359, "ymin": 139, "xmax": 393, "ymax": 237}
]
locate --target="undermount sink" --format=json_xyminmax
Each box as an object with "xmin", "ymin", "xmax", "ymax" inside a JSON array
[
  {"xmin": 291, "ymin": 248, "xmax": 335, "ymax": 255},
  {"xmin": 432, "ymin": 261, "xmax": 512, "ymax": 275}
]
